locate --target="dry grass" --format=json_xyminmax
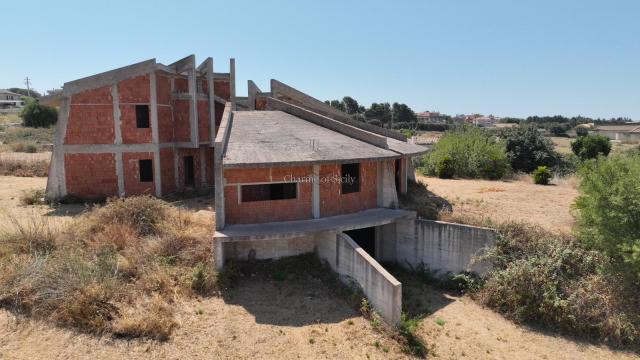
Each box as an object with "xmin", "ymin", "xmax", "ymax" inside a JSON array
[
  {"xmin": 0, "ymin": 152, "xmax": 50, "ymax": 177},
  {"xmin": 0, "ymin": 196, "xmax": 215, "ymax": 340},
  {"xmin": 416, "ymin": 173, "xmax": 579, "ymax": 233}
]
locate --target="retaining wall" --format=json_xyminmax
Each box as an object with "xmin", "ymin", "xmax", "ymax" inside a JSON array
[
  {"xmin": 318, "ymin": 232, "xmax": 402, "ymax": 325},
  {"xmin": 397, "ymin": 219, "xmax": 496, "ymax": 275}
]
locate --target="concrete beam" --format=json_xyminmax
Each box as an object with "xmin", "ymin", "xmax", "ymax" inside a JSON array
[
  {"xmin": 169, "ymin": 54, "xmax": 196, "ymax": 74},
  {"xmin": 265, "ymin": 97, "xmax": 389, "ymax": 149},
  {"xmin": 247, "ymin": 80, "xmax": 261, "ymax": 110},
  {"xmin": 270, "ymin": 79, "xmax": 406, "ymax": 141},
  {"xmin": 230, "ymin": 59, "xmax": 236, "ymax": 111},
  {"xmin": 64, "ymin": 59, "xmax": 157, "ymax": 96}
]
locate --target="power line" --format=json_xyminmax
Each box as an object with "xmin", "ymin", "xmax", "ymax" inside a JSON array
[{"xmin": 24, "ymin": 77, "xmax": 31, "ymax": 97}]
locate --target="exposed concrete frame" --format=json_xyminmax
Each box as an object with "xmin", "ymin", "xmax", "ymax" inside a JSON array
[
  {"xmin": 270, "ymin": 79, "xmax": 406, "ymax": 141},
  {"xmin": 265, "ymin": 97, "xmax": 389, "ymax": 149},
  {"xmin": 230, "ymin": 58, "xmax": 236, "ymax": 110},
  {"xmin": 312, "ymin": 165, "xmax": 320, "ymax": 218},
  {"xmin": 150, "ymin": 71, "xmax": 162, "ymax": 196},
  {"xmin": 197, "ymin": 57, "xmax": 216, "ymax": 146},
  {"xmin": 64, "ymin": 59, "xmax": 157, "ymax": 96},
  {"xmin": 214, "ymin": 102, "xmax": 233, "ymax": 230},
  {"xmin": 45, "ymin": 97, "xmax": 70, "ymax": 199},
  {"xmin": 247, "ymin": 80, "xmax": 261, "ymax": 111}
]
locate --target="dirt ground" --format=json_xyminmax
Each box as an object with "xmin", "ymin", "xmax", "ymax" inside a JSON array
[
  {"xmin": 0, "ymin": 175, "xmax": 637, "ymax": 359},
  {"xmin": 417, "ymin": 174, "xmax": 579, "ymax": 233}
]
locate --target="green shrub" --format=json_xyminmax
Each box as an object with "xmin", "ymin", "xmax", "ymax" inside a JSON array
[
  {"xmin": 191, "ymin": 262, "xmax": 217, "ymax": 295},
  {"xmin": 552, "ymin": 153, "xmax": 579, "ymax": 177},
  {"xmin": 478, "ymin": 222, "xmax": 640, "ymax": 346},
  {"xmin": 575, "ymin": 126, "xmax": 589, "ymax": 137},
  {"xmin": 571, "ymin": 134, "xmax": 611, "ymax": 160},
  {"xmin": 397, "ymin": 313, "xmax": 428, "ymax": 357},
  {"xmin": 422, "ymin": 126, "xmax": 509, "ymax": 180},
  {"xmin": 575, "ymin": 153, "xmax": 640, "ymax": 282},
  {"xmin": 20, "ymin": 188, "xmax": 46, "ymax": 205},
  {"xmin": 435, "ymin": 156, "xmax": 454, "ymax": 179},
  {"xmin": 11, "ymin": 142, "xmax": 38, "ymax": 153},
  {"xmin": 20, "ymin": 101, "xmax": 58, "ymax": 128},
  {"xmin": 532, "ymin": 166, "xmax": 552, "ymax": 185},
  {"xmin": 499, "ymin": 125, "xmax": 559, "ymax": 173}
]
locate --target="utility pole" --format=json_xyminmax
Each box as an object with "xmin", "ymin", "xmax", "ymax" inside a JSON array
[{"xmin": 24, "ymin": 77, "xmax": 31, "ymax": 97}]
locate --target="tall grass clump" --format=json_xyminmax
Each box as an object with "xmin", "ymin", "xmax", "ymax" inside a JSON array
[
  {"xmin": 0, "ymin": 158, "xmax": 49, "ymax": 177},
  {"xmin": 0, "ymin": 196, "xmax": 216, "ymax": 340},
  {"xmin": 477, "ymin": 222, "xmax": 640, "ymax": 346},
  {"xmin": 420, "ymin": 126, "xmax": 508, "ymax": 180}
]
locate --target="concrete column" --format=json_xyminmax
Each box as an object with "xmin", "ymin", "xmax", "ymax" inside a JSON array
[
  {"xmin": 111, "ymin": 84, "xmax": 122, "ymax": 145},
  {"xmin": 214, "ymin": 160, "xmax": 225, "ymax": 230},
  {"xmin": 206, "ymin": 58, "xmax": 216, "ymax": 146},
  {"xmin": 45, "ymin": 96, "xmax": 70, "ymax": 199},
  {"xmin": 154, "ymin": 150, "xmax": 162, "ymax": 197},
  {"xmin": 188, "ymin": 69, "xmax": 199, "ymax": 146},
  {"xmin": 149, "ymin": 71, "xmax": 159, "ymax": 144},
  {"xmin": 116, "ymin": 152, "xmax": 125, "ymax": 196},
  {"xmin": 312, "ymin": 165, "xmax": 320, "ymax": 218},
  {"xmin": 400, "ymin": 157, "xmax": 408, "ymax": 194},
  {"xmin": 214, "ymin": 238, "xmax": 224, "ymax": 269},
  {"xmin": 173, "ymin": 148, "xmax": 180, "ymax": 190},
  {"xmin": 230, "ymin": 58, "xmax": 236, "ymax": 110}
]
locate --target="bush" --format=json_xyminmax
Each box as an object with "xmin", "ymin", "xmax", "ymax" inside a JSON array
[
  {"xmin": 20, "ymin": 188, "xmax": 46, "ymax": 205},
  {"xmin": 435, "ymin": 156, "xmax": 454, "ymax": 179},
  {"xmin": 532, "ymin": 166, "xmax": 552, "ymax": 185},
  {"xmin": 575, "ymin": 126, "xmax": 589, "ymax": 137},
  {"xmin": 575, "ymin": 153, "xmax": 640, "ymax": 282},
  {"xmin": 0, "ymin": 196, "xmax": 213, "ymax": 340},
  {"xmin": 552, "ymin": 153, "xmax": 579, "ymax": 177},
  {"xmin": 498, "ymin": 125, "xmax": 558, "ymax": 173},
  {"xmin": 11, "ymin": 142, "xmax": 38, "ymax": 153},
  {"xmin": 20, "ymin": 101, "xmax": 58, "ymax": 128},
  {"xmin": 478, "ymin": 222, "xmax": 640, "ymax": 346},
  {"xmin": 571, "ymin": 134, "xmax": 611, "ymax": 160},
  {"xmin": 415, "ymin": 123, "xmax": 451, "ymax": 132},
  {"xmin": 0, "ymin": 158, "xmax": 49, "ymax": 177},
  {"xmin": 421, "ymin": 126, "xmax": 509, "ymax": 180}
]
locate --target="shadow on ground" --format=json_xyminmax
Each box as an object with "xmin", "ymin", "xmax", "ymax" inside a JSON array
[
  {"xmin": 221, "ymin": 255, "xmax": 361, "ymax": 327},
  {"xmin": 399, "ymin": 179, "xmax": 452, "ymax": 219}
]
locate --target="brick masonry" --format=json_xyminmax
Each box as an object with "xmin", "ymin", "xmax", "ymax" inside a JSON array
[
  {"xmin": 123, "ymin": 152, "xmax": 155, "ymax": 196},
  {"xmin": 224, "ymin": 166, "xmax": 314, "ymax": 224},
  {"xmin": 64, "ymin": 153, "xmax": 118, "ymax": 198},
  {"xmin": 320, "ymin": 161, "xmax": 378, "ymax": 217}
]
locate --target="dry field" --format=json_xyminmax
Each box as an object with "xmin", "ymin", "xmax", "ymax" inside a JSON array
[
  {"xmin": 551, "ymin": 136, "xmax": 639, "ymax": 155},
  {"xmin": 0, "ymin": 175, "xmax": 636, "ymax": 359},
  {"xmin": 417, "ymin": 174, "xmax": 579, "ymax": 234}
]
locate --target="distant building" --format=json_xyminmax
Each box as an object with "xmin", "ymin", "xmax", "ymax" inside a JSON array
[
  {"xmin": 0, "ymin": 90, "xmax": 25, "ymax": 109},
  {"xmin": 416, "ymin": 111, "xmax": 450, "ymax": 124},
  {"xmin": 472, "ymin": 115, "xmax": 499, "ymax": 127},
  {"xmin": 594, "ymin": 124, "xmax": 640, "ymax": 141}
]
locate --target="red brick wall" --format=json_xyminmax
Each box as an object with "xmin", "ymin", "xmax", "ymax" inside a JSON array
[
  {"xmin": 158, "ymin": 106, "xmax": 173, "ymax": 143},
  {"xmin": 319, "ymin": 161, "xmax": 378, "ymax": 217},
  {"xmin": 156, "ymin": 72, "xmax": 172, "ymax": 105},
  {"xmin": 118, "ymin": 75, "xmax": 150, "ymax": 103},
  {"xmin": 120, "ymin": 105, "xmax": 152, "ymax": 143},
  {"xmin": 160, "ymin": 148, "xmax": 176, "ymax": 195},
  {"xmin": 214, "ymin": 79, "xmax": 230, "ymax": 100},
  {"xmin": 174, "ymin": 77, "xmax": 188, "ymax": 93},
  {"xmin": 224, "ymin": 166, "xmax": 313, "ymax": 224},
  {"xmin": 197, "ymin": 100, "xmax": 210, "ymax": 142},
  {"xmin": 255, "ymin": 97, "xmax": 267, "ymax": 110},
  {"xmin": 173, "ymin": 100, "xmax": 191, "ymax": 142},
  {"xmin": 122, "ymin": 152, "xmax": 155, "ymax": 196},
  {"xmin": 66, "ymin": 86, "xmax": 114, "ymax": 145},
  {"xmin": 64, "ymin": 153, "xmax": 118, "ymax": 198}
]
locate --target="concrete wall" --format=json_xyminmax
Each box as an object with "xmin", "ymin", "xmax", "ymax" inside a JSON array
[
  {"xmin": 397, "ymin": 219, "xmax": 496, "ymax": 275},
  {"xmin": 317, "ymin": 232, "xmax": 402, "ymax": 325},
  {"xmin": 223, "ymin": 235, "xmax": 318, "ymax": 261}
]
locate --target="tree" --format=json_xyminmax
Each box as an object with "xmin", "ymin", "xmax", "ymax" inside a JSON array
[
  {"xmin": 499, "ymin": 125, "xmax": 558, "ymax": 173},
  {"xmin": 20, "ymin": 101, "xmax": 58, "ymax": 127},
  {"xmin": 392, "ymin": 103, "xmax": 417, "ymax": 127},
  {"xmin": 364, "ymin": 102, "xmax": 392, "ymax": 128},
  {"xmin": 575, "ymin": 153, "xmax": 640, "ymax": 282},
  {"xmin": 342, "ymin": 96, "xmax": 360, "ymax": 115},
  {"xmin": 575, "ymin": 126, "xmax": 589, "ymax": 137},
  {"xmin": 571, "ymin": 134, "xmax": 611, "ymax": 160},
  {"xmin": 9, "ymin": 87, "xmax": 41, "ymax": 98}
]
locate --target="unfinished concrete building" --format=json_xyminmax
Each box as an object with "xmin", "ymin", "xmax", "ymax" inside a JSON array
[
  {"xmin": 48, "ymin": 56, "xmax": 496, "ymax": 324},
  {"xmin": 46, "ymin": 55, "xmax": 234, "ymax": 199}
]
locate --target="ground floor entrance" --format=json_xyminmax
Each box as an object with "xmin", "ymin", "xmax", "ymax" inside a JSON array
[{"xmin": 344, "ymin": 226, "xmax": 376, "ymax": 258}]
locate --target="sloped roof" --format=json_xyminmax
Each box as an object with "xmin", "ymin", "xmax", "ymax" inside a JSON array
[
  {"xmin": 595, "ymin": 124, "xmax": 640, "ymax": 133},
  {"xmin": 223, "ymin": 111, "xmax": 402, "ymax": 168}
]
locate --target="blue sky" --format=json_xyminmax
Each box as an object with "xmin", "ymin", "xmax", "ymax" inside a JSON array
[{"xmin": 2, "ymin": 0, "xmax": 639, "ymax": 119}]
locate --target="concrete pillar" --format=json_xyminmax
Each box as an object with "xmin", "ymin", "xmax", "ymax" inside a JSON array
[
  {"xmin": 206, "ymin": 58, "xmax": 216, "ymax": 146},
  {"xmin": 111, "ymin": 84, "xmax": 122, "ymax": 145},
  {"xmin": 312, "ymin": 165, "xmax": 320, "ymax": 218},
  {"xmin": 214, "ymin": 238, "xmax": 224, "ymax": 269},
  {"xmin": 116, "ymin": 152, "xmax": 125, "ymax": 196},
  {"xmin": 188, "ymin": 68, "xmax": 199, "ymax": 146},
  {"xmin": 230, "ymin": 58, "xmax": 236, "ymax": 110},
  {"xmin": 214, "ymin": 160, "xmax": 225, "ymax": 230}
]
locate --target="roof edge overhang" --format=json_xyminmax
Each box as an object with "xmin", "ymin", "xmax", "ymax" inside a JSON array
[
  {"xmin": 222, "ymin": 154, "xmax": 402, "ymax": 169},
  {"xmin": 63, "ymin": 58, "xmax": 157, "ymax": 96}
]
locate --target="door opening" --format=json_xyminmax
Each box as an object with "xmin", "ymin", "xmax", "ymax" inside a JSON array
[
  {"xmin": 394, "ymin": 159, "xmax": 401, "ymax": 193},
  {"xmin": 183, "ymin": 156, "xmax": 195, "ymax": 187},
  {"xmin": 344, "ymin": 226, "xmax": 376, "ymax": 257}
]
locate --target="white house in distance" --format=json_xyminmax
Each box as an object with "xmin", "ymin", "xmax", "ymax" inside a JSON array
[
  {"xmin": 593, "ymin": 124, "xmax": 640, "ymax": 141},
  {"xmin": 0, "ymin": 90, "xmax": 25, "ymax": 109},
  {"xmin": 416, "ymin": 111, "xmax": 450, "ymax": 124}
]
